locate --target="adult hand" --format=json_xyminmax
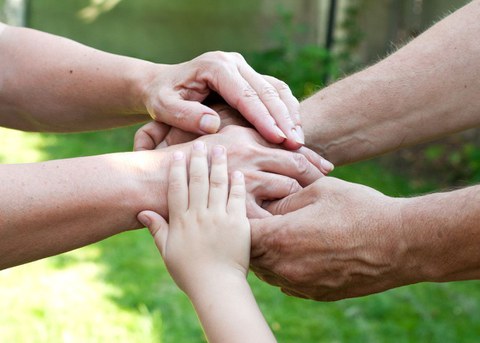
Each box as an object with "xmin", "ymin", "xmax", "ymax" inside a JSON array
[
  {"xmin": 250, "ymin": 177, "xmax": 408, "ymax": 301},
  {"xmin": 146, "ymin": 125, "xmax": 331, "ymax": 218},
  {"xmin": 134, "ymin": 103, "xmax": 249, "ymax": 151},
  {"xmin": 144, "ymin": 51, "xmax": 304, "ymax": 149}
]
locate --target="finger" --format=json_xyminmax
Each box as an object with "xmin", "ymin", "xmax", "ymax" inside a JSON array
[
  {"xmin": 247, "ymin": 197, "xmax": 272, "ymax": 219},
  {"xmin": 188, "ymin": 141, "xmax": 209, "ymax": 209},
  {"xmin": 227, "ymin": 170, "xmax": 246, "ymax": 217},
  {"xmin": 264, "ymin": 185, "xmax": 318, "ymax": 215},
  {"xmin": 248, "ymin": 172, "xmax": 302, "ymax": 202},
  {"xmin": 133, "ymin": 121, "xmax": 171, "ymax": 151},
  {"xmin": 137, "ymin": 210, "xmax": 169, "ymax": 258},
  {"xmin": 210, "ymin": 69, "xmax": 286, "ymax": 144},
  {"xmin": 263, "ymin": 75, "xmax": 302, "ymax": 149},
  {"xmin": 164, "ymin": 128, "xmax": 200, "ymax": 147},
  {"xmin": 151, "ymin": 96, "xmax": 221, "ymax": 135},
  {"xmin": 208, "ymin": 145, "xmax": 228, "ymax": 210},
  {"xmin": 263, "ymin": 75, "xmax": 301, "ymax": 129},
  {"xmin": 297, "ymin": 146, "xmax": 335, "ymax": 175},
  {"xmin": 256, "ymin": 148, "xmax": 324, "ymax": 187},
  {"xmin": 240, "ymin": 66, "xmax": 303, "ymax": 149},
  {"xmin": 168, "ymin": 150, "xmax": 188, "ymax": 215}
]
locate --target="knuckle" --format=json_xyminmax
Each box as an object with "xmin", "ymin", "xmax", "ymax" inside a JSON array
[
  {"xmin": 229, "ymin": 186, "xmax": 246, "ymax": 199},
  {"xmin": 242, "ymin": 86, "xmax": 259, "ymax": 100},
  {"xmin": 293, "ymin": 153, "xmax": 311, "ymax": 175},
  {"xmin": 210, "ymin": 177, "xmax": 227, "ymax": 189},
  {"xmin": 260, "ymin": 85, "xmax": 280, "ymax": 99},
  {"xmin": 287, "ymin": 178, "xmax": 301, "ymax": 195},
  {"xmin": 168, "ymin": 179, "xmax": 184, "ymax": 193},
  {"xmin": 189, "ymin": 174, "xmax": 204, "ymax": 184}
]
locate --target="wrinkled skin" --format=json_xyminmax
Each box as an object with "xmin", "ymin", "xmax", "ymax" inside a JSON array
[{"xmin": 250, "ymin": 177, "xmax": 407, "ymax": 301}]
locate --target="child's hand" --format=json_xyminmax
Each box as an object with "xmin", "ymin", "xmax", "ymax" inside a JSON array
[{"xmin": 137, "ymin": 141, "xmax": 250, "ymax": 295}]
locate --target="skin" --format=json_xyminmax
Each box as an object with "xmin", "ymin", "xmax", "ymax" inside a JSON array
[
  {"xmin": 250, "ymin": 0, "xmax": 480, "ymax": 300},
  {"xmin": 138, "ymin": 145, "xmax": 276, "ymax": 343},
  {"xmin": 0, "ymin": 22, "xmax": 324, "ymax": 269},
  {"xmin": 0, "ymin": 126, "xmax": 324, "ymax": 270},
  {"xmin": 140, "ymin": 1, "xmax": 480, "ymax": 301},
  {"xmin": 251, "ymin": 178, "xmax": 480, "ymax": 301},
  {"xmin": 0, "ymin": 22, "xmax": 303, "ymax": 148}
]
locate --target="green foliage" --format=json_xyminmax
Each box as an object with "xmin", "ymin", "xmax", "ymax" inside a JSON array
[{"xmin": 247, "ymin": 7, "xmax": 338, "ymax": 99}]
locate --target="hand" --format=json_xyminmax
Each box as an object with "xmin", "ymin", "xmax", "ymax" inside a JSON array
[
  {"xmin": 169, "ymin": 126, "xmax": 333, "ymax": 217},
  {"xmin": 250, "ymin": 177, "xmax": 407, "ymax": 301},
  {"xmin": 134, "ymin": 103, "xmax": 249, "ymax": 151},
  {"xmin": 137, "ymin": 142, "xmax": 250, "ymax": 294},
  {"xmin": 144, "ymin": 51, "xmax": 304, "ymax": 149}
]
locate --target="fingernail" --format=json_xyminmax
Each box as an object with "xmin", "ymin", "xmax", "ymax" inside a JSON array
[
  {"xmin": 199, "ymin": 114, "xmax": 220, "ymax": 133},
  {"xmin": 291, "ymin": 128, "xmax": 305, "ymax": 145},
  {"xmin": 321, "ymin": 159, "xmax": 335, "ymax": 172},
  {"xmin": 173, "ymin": 151, "xmax": 184, "ymax": 160},
  {"xmin": 212, "ymin": 145, "xmax": 225, "ymax": 157},
  {"xmin": 233, "ymin": 170, "xmax": 243, "ymax": 180},
  {"xmin": 138, "ymin": 213, "xmax": 151, "ymax": 227},
  {"xmin": 274, "ymin": 125, "xmax": 287, "ymax": 139},
  {"xmin": 193, "ymin": 141, "xmax": 205, "ymax": 151}
]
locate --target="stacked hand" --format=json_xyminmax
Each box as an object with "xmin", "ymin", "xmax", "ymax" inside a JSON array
[{"xmin": 144, "ymin": 51, "xmax": 304, "ymax": 150}]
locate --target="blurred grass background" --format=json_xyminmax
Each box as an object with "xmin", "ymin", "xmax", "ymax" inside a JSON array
[{"xmin": 1, "ymin": 0, "xmax": 480, "ymax": 342}]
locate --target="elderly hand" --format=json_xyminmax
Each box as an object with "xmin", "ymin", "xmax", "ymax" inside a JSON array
[
  {"xmin": 250, "ymin": 177, "xmax": 408, "ymax": 301},
  {"xmin": 143, "ymin": 51, "xmax": 303, "ymax": 149}
]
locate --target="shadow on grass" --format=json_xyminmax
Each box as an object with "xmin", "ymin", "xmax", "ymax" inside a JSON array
[{"xmin": 38, "ymin": 128, "xmax": 480, "ymax": 343}]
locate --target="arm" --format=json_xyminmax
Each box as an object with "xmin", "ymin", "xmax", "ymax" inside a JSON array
[
  {"xmin": 301, "ymin": 0, "xmax": 480, "ymax": 165},
  {"xmin": 138, "ymin": 143, "xmax": 275, "ymax": 343},
  {"xmin": 0, "ymin": 24, "xmax": 303, "ymax": 147},
  {"xmin": 250, "ymin": 178, "xmax": 480, "ymax": 301},
  {"xmin": 0, "ymin": 126, "xmax": 323, "ymax": 269}
]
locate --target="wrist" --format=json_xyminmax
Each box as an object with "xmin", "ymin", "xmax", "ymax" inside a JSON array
[{"xmin": 186, "ymin": 269, "xmax": 249, "ymax": 304}]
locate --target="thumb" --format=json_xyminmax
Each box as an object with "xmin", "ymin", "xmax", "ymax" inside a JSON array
[
  {"xmin": 133, "ymin": 121, "xmax": 171, "ymax": 151},
  {"xmin": 263, "ymin": 184, "xmax": 317, "ymax": 215},
  {"xmin": 154, "ymin": 99, "xmax": 221, "ymax": 135},
  {"xmin": 138, "ymin": 210, "xmax": 169, "ymax": 257}
]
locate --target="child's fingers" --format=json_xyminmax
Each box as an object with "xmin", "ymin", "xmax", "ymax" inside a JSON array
[
  {"xmin": 227, "ymin": 170, "xmax": 247, "ymax": 217},
  {"xmin": 138, "ymin": 210, "xmax": 169, "ymax": 258},
  {"xmin": 189, "ymin": 141, "xmax": 209, "ymax": 209},
  {"xmin": 208, "ymin": 145, "xmax": 228, "ymax": 210},
  {"xmin": 168, "ymin": 150, "xmax": 188, "ymax": 215}
]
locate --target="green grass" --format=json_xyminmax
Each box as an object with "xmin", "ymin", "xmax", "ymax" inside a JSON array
[
  {"xmin": 1, "ymin": 127, "xmax": 480, "ymax": 343},
  {"xmin": 1, "ymin": 1, "xmax": 480, "ymax": 342}
]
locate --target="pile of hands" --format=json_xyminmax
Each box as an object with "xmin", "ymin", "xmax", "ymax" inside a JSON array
[{"xmin": 133, "ymin": 52, "xmax": 401, "ymax": 302}]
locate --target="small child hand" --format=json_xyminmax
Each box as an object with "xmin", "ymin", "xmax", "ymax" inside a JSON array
[{"xmin": 137, "ymin": 141, "xmax": 250, "ymax": 295}]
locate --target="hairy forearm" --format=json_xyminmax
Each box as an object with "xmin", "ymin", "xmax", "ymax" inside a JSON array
[
  {"xmin": 397, "ymin": 185, "xmax": 480, "ymax": 285},
  {"xmin": 0, "ymin": 151, "xmax": 169, "ymax": 269},
  {"xmin": 189, "ymin": 274, "xmax": 276, "ymax": 343},
  {"xmin": 0, "ymin": 25, "xmax": 156, "ymax": 132},
  {"xmin": 302, "ymin": 0, "xmax": 480, "ymax": 165}
]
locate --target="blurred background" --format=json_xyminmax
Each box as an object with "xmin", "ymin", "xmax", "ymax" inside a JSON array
[{"xmin": 0, "ymin": 0, "xmax": 479, "ymax": 342}]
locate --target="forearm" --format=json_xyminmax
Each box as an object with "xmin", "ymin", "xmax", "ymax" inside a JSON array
[
  {"xmin": 188, "ymin": 273, "xmax": 276, "ymax": 343},
  {"xmin": 0, "ymin": 24, "xmax": 157, "ymax": 132},
  {"xmin": 398, "ymin": 185, "xmax": 480, "ymax": 284},
  {"xmin": 302, "ymin": 0, "xmax": 480, "ymax": 165},
  {"xmin": 0, "ymin": 151, "xmax": 169, "ymax": 269}
]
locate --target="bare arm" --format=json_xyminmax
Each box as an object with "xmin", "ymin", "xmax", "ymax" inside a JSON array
[
  {"xmin": 251, "ymin": 178, "xmax": 480, "ymax": 301},
  {"xmin": 0, "ymin": 150, "xmax": 170, "ymax": 269},
  {"xmin": 139, "ymin": 144, "xmax": 275, "ymax": 342},
  {"xmin": 0, "ymin": 126, "xmax": 323, "ymax": 269},
  {"xmin": 301, "ymin": 0, "xmax": 480, "ymax": 165},
  {"xmin": 0, "ymin": 24, "xmax": 303, "ymax": 147}
]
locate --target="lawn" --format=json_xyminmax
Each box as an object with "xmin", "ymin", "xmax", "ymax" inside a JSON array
[
  {"xmin": 1, "ymin": 1, "xmax": 480, "ymax": 342},
  {"xmin": 1, "ymin": 128, "xmax": 480, "ymax": 343}
]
